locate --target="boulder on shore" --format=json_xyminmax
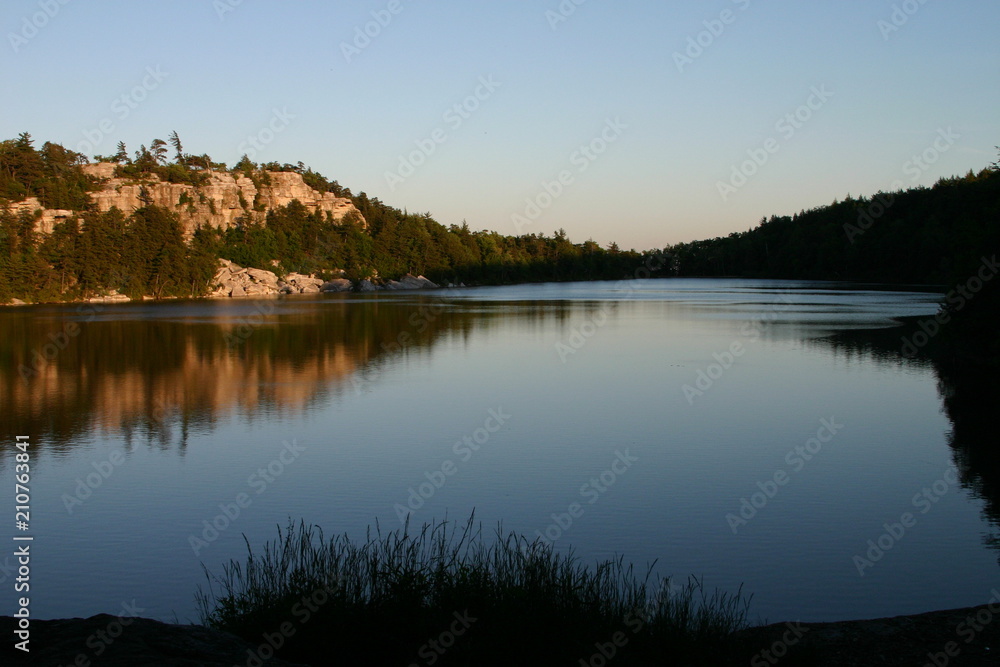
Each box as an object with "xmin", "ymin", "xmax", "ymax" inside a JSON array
[
  {"xmin": 207, "ymin": 261, "xmax": 443, "ymax": 297},
  {"xmin": 283, "ymin": 273, "xmax": 326, "ymax": 294},
  {"xmin": 321, "ymin": 278, "xmax": 353, "ymax": 293},
  {"xmin": 382, "ymin": 274, "xmax": 439, "ymax": 291},
  {"xmin": 88, "ymin": 290, "xmax": 130, "ymax": 303}
]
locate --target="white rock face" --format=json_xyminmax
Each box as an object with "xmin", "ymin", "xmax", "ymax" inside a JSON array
[
  {"xmin": 2, "ymin": 164, "xmax": 366, "ymax": 238},
  {"xmin": 2, "ymin": 197, "xmax": 76, "ymax": 234}
]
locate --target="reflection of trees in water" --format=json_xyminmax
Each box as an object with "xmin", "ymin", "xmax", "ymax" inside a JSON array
[
  {"xmin": 934, "ymin": 360, "xmax": 1000, "ymax": 557},
  {"xmin": 0, "ymin": 298, "xmax": 578, "ymax": 454},
  {"xmin": 819, "ymin": 323, "xmax": 1000, "ymax": 557}
]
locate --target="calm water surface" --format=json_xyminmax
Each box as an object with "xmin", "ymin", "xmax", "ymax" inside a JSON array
[{"xmin": 1, "ymin": 279, "xmax": 997, "ymax": 624}]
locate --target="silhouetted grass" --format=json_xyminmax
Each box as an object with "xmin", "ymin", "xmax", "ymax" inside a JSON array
[{"xmin": 196, "ymin": 515, "xmax": 753, "ymax": 665}]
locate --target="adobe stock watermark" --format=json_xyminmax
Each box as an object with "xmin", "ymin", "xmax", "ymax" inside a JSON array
[
  {"xmin": 189, "ymin": 439, "xmax": 307, "ymax": 556},
  {"xmin": 225, "ymin": 301, "xmax": 276, "ymax": 348},
  {"xmin": 577, "ymin": 604, "xmax": 655, "ymax": 667},
  {"xmin": 385, "ymin": 75, "xmax": 502, "ymax": 192},
  {"xmin": 901, "ymin": 127, "xmax": 961, "ymax": 182},
  {"xmin": 75, "ymin": 66, "xmax": 169, "ymax": 157},
  {"xmin": 8, "ymin": 0, "xmax": 73, "ymax": 54},
  {"xmin": 852, "ymin": 466, "xmax": 958, "ymax": 576},
  {"xmin": 843, "ymin": 127, "xmax": 960, "ymax": 243},
  {"xmin": 213, "ymin": 0, "xmax": 244, "ymax": 21},
  {"xmin": 340, "ymin": 0, "xmax": 412, "ymax": 63},
  {"xmin": 511, "ymin": 117, "xmax": 627, "ymax": 234},
  {"xmin": 407, "ymin": 610, "xmax": 477, "ymax": 667},
  {"xmin": 682, "ymin": 293, "xmax": 794, "ymax": 405},
  {"xmin": 673, "ymin": 0, "xmax": 752, "ymax": 73},
  {"xmin": 919, "ymin": 588, "xmax": 1000, "ymax": 667},
  {"xmin": 18, "ymin": 303, "xmax": 104, "ymax": 380},
  {"xmin": 900, "ymin": 255, "xmax": 998, "ymax": 357},
  {"xmin": 350, "ymin": 289, "xmax": 461, "ymax": 394},
  {"xmin": 56, "ymin": 599, "xmax": 146, "ymax": 666},
  {"xmin": 236, "ymin": 107, "xmax": 295, "ymax": 161},
  {"xmin": 62, "ymin": 448, "xmax": 128, "ymax": 514},
  {"xmin": 239, "ymin": 573, "xmax": 347, "ymax": 667},
  {"xmin": 555, "ymin": 253, "xmax": 668, "ymax": 363},
  {"xmin": 527, "ymin": 449, "xmax": 638, "ymax": 549},
  {"xmin": 717, "ymin": 85, "xmax": 833, "ymax": 202},
  {"xmin": 394, "ymin": 408, "xmax": 511, "ymax": 524},
  {"xmin": 726, "ymin": 418, "xmax": 844, "ymax": 534},
  {"xmin": 545, "ymin": 0, "xmax": 591, "ymax": 31},
  {"xmin": 878, "ymin": 0, "xmax": 932, "ymax": 41},
  {"xmin": 751, "ymin": 622, "xmax": 810, "ymax": 667}
]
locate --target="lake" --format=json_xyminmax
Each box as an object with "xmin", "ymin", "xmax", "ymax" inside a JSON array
[{"xmin": 1, "ymin": 278, "xmax": 997, "ymax": 625}]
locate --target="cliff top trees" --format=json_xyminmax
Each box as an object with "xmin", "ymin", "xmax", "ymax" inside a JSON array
[
  {"xmin": 150, "ymin": 139, "xmax": 169, "ymax": 165},
  {"xmin": 0, "ymin": 133, "xmax": 95, "ymax": 208},
  {"xmin": 114, "ymin": 135, "xmax": 210, "ymax": 186},
  {"xmin": 0, "ymin": 132, "xmax": 663, "ymax": 304}
]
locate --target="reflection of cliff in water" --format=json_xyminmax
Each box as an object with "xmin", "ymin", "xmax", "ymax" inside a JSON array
[
  {"xmin": 819, "ymin": 322, "xmax": 1000, "ymax": 555},
  {"xmin": 0, "ymin": 297, "xmax": 574, "ymax": 453}
]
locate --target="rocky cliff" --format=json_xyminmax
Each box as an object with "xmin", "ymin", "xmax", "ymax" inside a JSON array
[{"xmin": 5, "ymin": 162, "xmax": 365, "ymax": 235}]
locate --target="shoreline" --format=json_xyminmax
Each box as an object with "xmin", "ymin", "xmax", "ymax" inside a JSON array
[
  {"xmin": 0, "ymin": 275, "xmax": 948, "ymax": 310},
  {"xmin": 5, "ymin": 603, "xmax": 998, "ymax": 665}
]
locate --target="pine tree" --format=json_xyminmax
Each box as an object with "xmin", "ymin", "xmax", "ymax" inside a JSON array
[
  {"xmin": 168, "ymin": 131, "xmax": 184, "ymax": 163},
  {"xmin": 114, "ymin": 141, "xmax": 129, "ymax": 164},
  {"xmin": 150, "ymin": 139, "xmax": 169, "ymax": 165}
]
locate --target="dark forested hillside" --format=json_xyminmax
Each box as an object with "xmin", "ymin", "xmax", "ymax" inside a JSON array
[
  {"xmin": 3, "ymin": 131, "xmax": 997, "ymax": 321},
  {"xmin": 0, "ymin": 133, "xmax": 665, "ymax": 303},
  {"xmin": 673, "ymin": 157, "xmax": 1000, "ymax": 365},
  {"xmin": 673, "ymin": 165, "xmax": 1000, "ymax": 287}
]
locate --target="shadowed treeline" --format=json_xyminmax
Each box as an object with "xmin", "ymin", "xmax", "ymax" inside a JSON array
[
  {"xmin": 0, "ymin": 133, "xmax": 671, "ymax": 304},
  {"xmin": 672, "ymin": 164, "xmax": 999, "ymax": 286}
]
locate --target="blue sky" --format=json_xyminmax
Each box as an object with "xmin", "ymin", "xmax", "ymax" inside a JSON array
[{"xmin": 2, "ymin": 0, "xmax": 998, "ymax": 249}]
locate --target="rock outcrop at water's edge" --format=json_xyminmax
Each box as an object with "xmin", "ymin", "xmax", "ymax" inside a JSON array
[
  {"xmin": 208, "ymin": 259, "xmax": 440, "ymax": 297},
  {"xmin": 383, "ymin": 274, "xmax": 440, "ymax": 290}
]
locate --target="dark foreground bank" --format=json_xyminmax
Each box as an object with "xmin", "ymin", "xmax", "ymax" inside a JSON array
[{"xmin": 3, "ymin": 603, "xmax": 999, "ymax": 666}]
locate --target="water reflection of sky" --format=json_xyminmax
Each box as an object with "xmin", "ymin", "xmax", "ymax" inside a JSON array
[{"xmin": 1, "ymin": 279, "xmax": 992, "ymax": 626}]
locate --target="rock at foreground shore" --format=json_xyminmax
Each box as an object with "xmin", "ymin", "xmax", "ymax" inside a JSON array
[
  {"xmin": 734, "ymin": 604, "xmax": 999, "ymax": 666},
  {"xmin": 4, "ymin": 603, "xmax": 998, "ymax": 666},
  {"xmin": 1, "ymin": 614, "xmax": 306, "ymax": 666}
]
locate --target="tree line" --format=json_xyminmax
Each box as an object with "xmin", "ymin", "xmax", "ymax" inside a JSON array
[
  {"xmin": 0, "ymin": 133, "xmax": 664, "ymax": 303},
  {"xmin": 672, "ymin": 163, "xmax": 999, "ymax": 286},
  {"xmin": 671, "ymin": 154, "xmax": 1000, "ymax": 365}
]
